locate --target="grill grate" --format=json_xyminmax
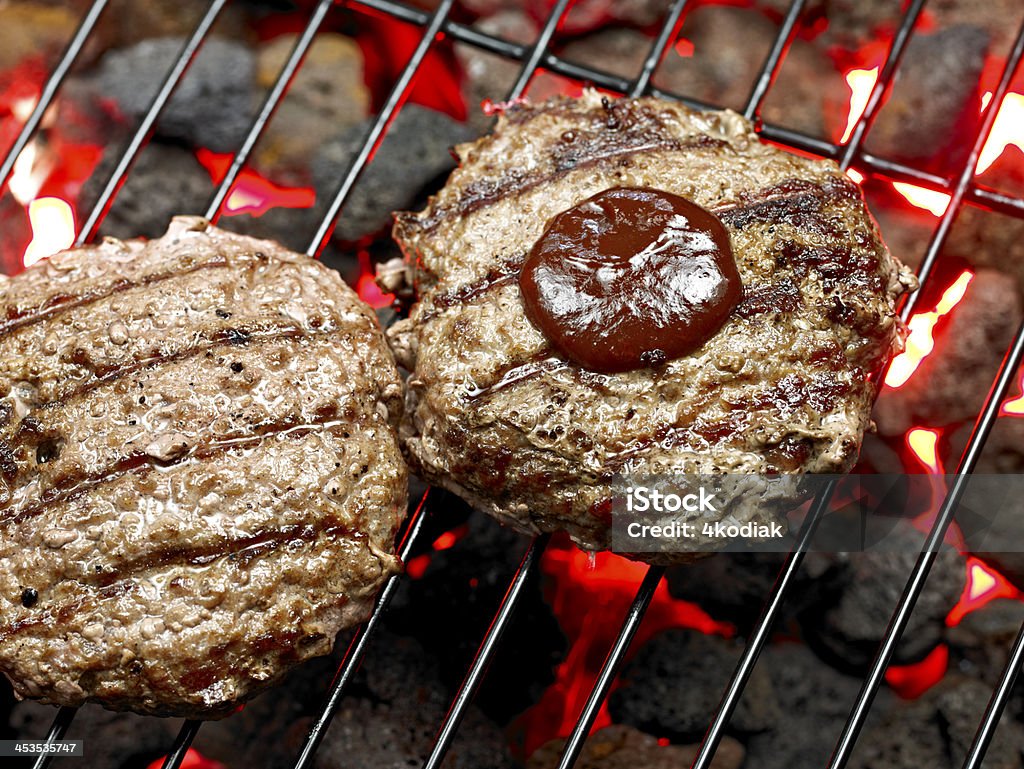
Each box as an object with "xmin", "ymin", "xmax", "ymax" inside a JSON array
[{"xmin": 3, "ymin": 1, "xmax": 1024, "ymax": 768}]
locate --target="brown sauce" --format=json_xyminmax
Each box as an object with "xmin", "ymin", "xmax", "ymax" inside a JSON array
[{"xmin": 519, "ymin": 187, "xmax": 741, "ymax": 373}]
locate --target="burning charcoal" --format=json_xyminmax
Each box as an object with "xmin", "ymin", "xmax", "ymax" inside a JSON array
[
  {"xmin": 743, "ymin": 643, "xmax": 894, "ymax": 769},
  {"xmin": 558, "ymin": 28, "xmax": 650, "ymax": 82},
  {"xmin": 959, "ymin": 487, "xmax": 1024, "ymax": 591},
  {"xmin": 948, "ymin": 207, "xmax": 1024, "ymax": 297},
  {"xmin": 609, "ymin": 628, "xmax": 780, "ymax": 741},
  {"xmin": 864, "ymin": 26, "xmax": 988, "ymax": 175},
  {"xmin": 253, "ymin": 32, "xmax": 369, "ymax": 181},
  {"xmin": 873, "ymin": 269, "xmax": 1023, "ymax": 437},
  {"xmin": 753, "ymin": 0, "xmax": 901, "ymax": 52},
  {"xmin": 928, "ymin": 0, "xmax": 1024, "ymax": 58},
  {"xmin": 799, "ymin": 525, "xmax": 966, "ymax": 671},
  {"xmin": 849, "ymin": 676, "xmax": 1024, "ymax": 769},
  {"xmin": 948, "ymin": 598, "xmax": 1024, "ymax": 719},
  {"xmin": 527, "ymin": 724, "xmax": 745, "ymax": 769},
  {"xmin": 456, "ymin": 10, "xmax": 539, "ymax": 133},
  {"xmin": 314, "ymin": 105, "xmax": 473, "ymax": 244},
  {"xmin": 93, "ymin": 36, "xmax": 257, "ymax": 152},
  {"xmin": 387, "ymin": 512, "xmax": 567, "ymax": 723},
  {"xmin": 664, "ymin": 551, "xmax": 825, "ymax": 633},
  {"xmin": 652, "ymin": 5, "xmax": 842, "ymax": 137},
  {"xmin": 78, "ymin": 143, "xmax": 212, "ymax": 240},
  {"xmin": 951, "ymin": 412, "xmax": 1024, "ymax": 476},
  {"xmin": 12, "ymin": 700, "xmax": 181, "ymax": 768},
  {"xmin": 306, "ymin": 630, "xmax": 516, "ymax": 769}
]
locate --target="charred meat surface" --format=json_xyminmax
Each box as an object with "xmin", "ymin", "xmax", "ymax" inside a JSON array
[
  {"xmin": 0, "ymin": 217, "xmax": 406, "ymax": 718},
  {"xmin": 390, "ymin": 91, "xmax": 914, "ymax": 561}
]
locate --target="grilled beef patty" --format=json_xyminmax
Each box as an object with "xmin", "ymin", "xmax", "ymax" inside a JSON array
[
  {"xmin": 0, "ymin": 217, "xmax": 406, "ymax": 717},
  {"xmin": 390, "ymin": 91, "xmax": 915, "ymax": 561}
]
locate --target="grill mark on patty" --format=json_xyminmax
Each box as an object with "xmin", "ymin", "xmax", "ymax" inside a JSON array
[
  {"xmin": 84, "ymin": 523, "xmax": 354, "ymax": 588},
  {"xmin": 1, "ymin": 418, "xmax": 348, "ymax": 526},
  {"xmin": 0, "ymin": 526, "xmax": 354, "ymax": 639},
  {"xmin": 411, "ymin": 134, "xmax": 726, "ymax": 233},
  {"xmin": 0, "ymin": 257, "xmax": 231, "ymax": 340},
  {"xmin": 419, "ymin": 261, "xmax": 524, "ymax": 323},
  {"xmin": 715, "ymin": 176, "xmax": 858, "ymax": 232},
  {"xmin": 414, "ymin": 175, "xmax": 863, "ymax": 322},
  {"xmin": 465, "ymin": 353, "xmax": 614, "ymax": 400},
  {"xmin": 22, "ymin": 321, "xmax": 325, "ymax": 418}
]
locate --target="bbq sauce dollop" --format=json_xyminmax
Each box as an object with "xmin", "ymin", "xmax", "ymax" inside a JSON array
[{"xmin": 519, "ymin": 187, "xmax": 742, "ymax": 373}]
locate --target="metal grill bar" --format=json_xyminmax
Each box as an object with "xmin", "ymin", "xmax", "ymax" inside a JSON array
[
  {"xmin": 506, "ymin": 0, "xmax": 573, "ymax": 101},
  {"xmin": 422, "ymin": 535, "xmax": 549, "ymax": 769},
  {"xmin": 742, "ymin": 0, "xmax": 807, "ymax": 120},
  {"xmin": 75, "ymin": 0, "xmax": 230, "ymax": 246},
  {"xmin": 962, "ymin": 622, "xmax": 1024, "ymax": 769},
  {"xmin": 629, "ymin": 0, "xmax": 691, "ymax": 98},
  {"xmin": 0, "ymin": 0, "xmax": 109, "ymax": 190},
  {"xmin": 157, "ymin": 720, "xmax": 202, "ymax": 769},
  {"xmin": 291, "ymin": 489, "xmax": 432, "ymax": 769},
  {"xmin": 306, "ymin": 0, "xmax": 455, "ymax": 257},
  {"xmin": 557, "ymin": 566, "xmax": 664, "ymax": 769},
  {"xmin": 204, "ymin": 0, "xmax": 334, "ymax": 221},
  {"xmin": 837, "ymin": 0, "xmax": 925, "ymax": 171},
  {"xmin": 29, "ymin": 705, "xmax": 75, "ymax": 769},
  {"xmin": 830, "ymin": 322, "xmax": 1024, "ymax": 768},
  {"xmin": 690, "ymin": 479, "xmax": 837, "ymax": 769}
]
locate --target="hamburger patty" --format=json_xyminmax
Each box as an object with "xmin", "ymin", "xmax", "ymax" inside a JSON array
[
  {"xmin": 389, "ymin": 91, "xmax": 915, "ymax": 560},
  {"xmin": 0, "ymin": 217, "xmax": 406, "ymax": 717}
]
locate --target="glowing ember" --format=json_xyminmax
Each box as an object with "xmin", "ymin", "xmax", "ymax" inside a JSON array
[
  {"xmin": 512, "ymin": 541, "xmax": 732, "ymax": 758},
  {"xmin": 947, "ymin": 556, "xmax": 1022, "ymax": 626},
  {"xmin": 146, "ymin": 748, "xmax": 225, "ymax": 769},
  {"xmin": 1001, "ymin": 369, "xmax": 1024, "ymax": 416},
  {"xmin": 906, "ymin": 427, "xmax": 943, "ymax": 474},
  {"xmin": 840, "ymin": 67, "xmax": 879, "ymax": 144},
  {"xmin": 885, "ymin": 643, "xmax": 948, "ymax": 699},
  {"xmin": 891, "ymin": 182, "xmax": 951, "ymax": 216},
  {"xmin": 885, "ymin": 270, "xmax": 974, "ymax": 388},
  {"xmin": 22, "ymin": 197, "xmax": 75, "ymax": 268},
  {"xmin": 976, "ymin": 91, "xmax": 1024, "ymax": 175},
  {"xmin": 194, "ymin": 149, "xmax": 315, "ymax": 218},
  {"xmin": 674, "ymin": 37, "xmax": 694, "ymax": 57}
]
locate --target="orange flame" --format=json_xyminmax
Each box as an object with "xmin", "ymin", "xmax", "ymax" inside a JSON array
[
  {"xmin": 194, "ymin": 149, "xmax": 315, "ymax": 218},
  {"xmin": 1001, "ymin": 369, "xmax": 1024, "ymax": 416},
  {"xmin": 891, "ymin": 182, "xmax": 951, "ymax": 217},
  {"xmin": 885, "ymin": 270, "xmax": 974, "ymax": 388},
  {"xmin": 841, "ymin": 67, "xmax": 879, "ymax": 144},
  {"xmin": 906, "ymin": 427, "xmax": 943, "ymax": 474},
  {"xmin": 976, "ymin": 91, "xmax": 1024, "ymax": 175},
  {"xmin": 22, "ymin": 197, "xmax": 75, "ymax": 267},
  {"xmin": 947, "ymin": 556, "xmax": 1022, "ymax": 626}
]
